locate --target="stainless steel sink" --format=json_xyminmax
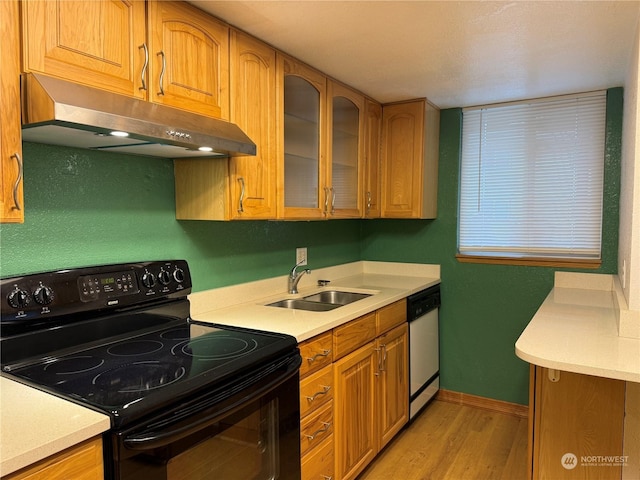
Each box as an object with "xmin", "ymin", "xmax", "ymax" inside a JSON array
[
  {"xmin": 266, "ymin": 290, "xmax": 372, "ymax": 311},
  {"xmin": 303, "ymin": 290, "xmax": 371, "ymax": 305},
  {"xmin": 266, "ymin": 299, "xmax": 341, "ymax": 312}
]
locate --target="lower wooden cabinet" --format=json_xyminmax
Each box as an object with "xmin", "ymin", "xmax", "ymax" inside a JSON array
[
  {"xmin": 3, "ymin": 437, "xmax": 103, "ymax": 480},
  {"xmin": 529, "ymin": 366, "xmax": 625, "ymax": 480},
  {"xmin": 298, "ymin": 300, "xmax": 408, "ymax": 480}
]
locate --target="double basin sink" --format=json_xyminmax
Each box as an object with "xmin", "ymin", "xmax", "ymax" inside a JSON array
[{"xmin": 266, "ymin": 290, "xmax": 372, "ymax": 312}]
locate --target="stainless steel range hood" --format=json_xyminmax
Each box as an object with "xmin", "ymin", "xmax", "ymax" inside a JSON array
[{"xmin": 21, "ymin": 73, "xmax": 256, "ymax": 158}]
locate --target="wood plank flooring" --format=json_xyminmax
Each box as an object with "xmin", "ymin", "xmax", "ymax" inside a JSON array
[{"xmin": 358, "ymin": 400, "xmax": 529, "ymax": 480}]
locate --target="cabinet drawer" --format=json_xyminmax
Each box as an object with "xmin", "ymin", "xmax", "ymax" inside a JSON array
[
  {"xmin": 301, "ymin": 434, "xmax": 334, "ymax": 480},
  {"xmin": 299, "ymin": 332, "xmax": 333, "ymax": 378},
  {"xmin": 300, "ymin": 400, "xmax": 333, "ymax": 456},
  {"xmin": 300, "ymin": 364, "xmax": 333, "ymax": 417},
  {"xmin": 376, "ymin": 299, "xmax": 407, "ymax": 335},
  {"xmin": 333, "ymin": 312, "xmax": 376, "ymax": 360}
]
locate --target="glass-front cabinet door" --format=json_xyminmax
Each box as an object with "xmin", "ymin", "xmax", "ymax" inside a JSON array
[
  {"xmin": 327, "ymin": 81, "xmax": 364, "ymax": 218},
  {"xmin": 279, "ymin": 55, "xmax": 327, "ymax": 219}
]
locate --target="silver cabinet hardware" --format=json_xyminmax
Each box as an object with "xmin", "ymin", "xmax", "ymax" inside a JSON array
[
  {"xmin": 157, "ymin": 51, "xmax": 166, "ymax": 96},
  {"xmin": 304, "ymin": 422, "xmax": 331, "ymax": 441},
  {"xmin": 306, "ymin": 385, "xmax": 331, "ymax": 402},
  {"xmin": 237, "ymin": 177, "xmax": 245, "ymax": 213},
  {"xmin": 10, "ymin": 153, "xmax": 22, "ymax": 211},
  {"xmin": 139, "ymin": 44, "xmax": 148, "ymax": 91},
  {"xmin": 306, "ymin": 349, "xmax": 331, "ymax": 363}
]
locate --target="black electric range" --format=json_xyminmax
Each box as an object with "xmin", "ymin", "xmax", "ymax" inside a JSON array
[{"xmin": 0, "ymin": 260, "xmax": 299, "ymax": 428}]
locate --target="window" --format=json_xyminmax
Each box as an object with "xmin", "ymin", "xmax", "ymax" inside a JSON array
[{"xmin": 458, "ymin": 91, "xmax": 607, "ymax": 266}]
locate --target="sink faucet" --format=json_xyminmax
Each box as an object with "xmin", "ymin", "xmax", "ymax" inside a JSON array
[{"xmin": 288, "ymin": 260, "xmax": 311, "ymax": 294}]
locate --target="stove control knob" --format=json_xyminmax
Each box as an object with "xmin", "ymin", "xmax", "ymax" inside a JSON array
[
  {"xmin": 34, "ymin": 284, "xmax": 54, "ymax": 305},
  {"xmin": 173, "ymin": 268, "xmax": 185, "ymax": 283},
  {"xmin": 158, "ymin": 270, "xmax": 171, "ymax": 286},
  {"xmin": 8, "ymin": 288, "xmax": 30, "ymax": 309},
  {"xmin": 142, "ymin": 271, "xmax": 156, "ymax": 289}
]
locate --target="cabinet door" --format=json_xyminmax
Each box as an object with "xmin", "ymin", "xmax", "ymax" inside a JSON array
[
  {"xmin": 278, "ymin": 54, "xmax": 327, "ymax": 219},
  {"xmin": 381, "ymin": 99, "xmax": 439, "ymax": 219},
  {"xmin": 229, "ymin": 31, "xmax": 277, "ymax": 219},
  {"xmin": 364, "ymin": 99, "xmax": 382, "ymax": 218},
  {"xmin": 147, "ymin": 1, "xmax": 229, "ymax": 119},
  {"xmin": 334, "ymin": 341, "xmax": 377, "ymax": 480},
  {"xmin": 21, "ymin": 0, "xmax": 146, "ymax": 98},
  {"xmin": 327, "ymin": 81, "xmax": 364, "ymax": 218},
  {"xmin": 376, "ymin": 323, "xmax": 408, "ymax": 451},
  {"xmin": 531, "ymin": 367, "xmax": 625, "ymax": 480},
  {"xmin": 1, "ymin": 0, "xmax": 23, "ymax": 223}
]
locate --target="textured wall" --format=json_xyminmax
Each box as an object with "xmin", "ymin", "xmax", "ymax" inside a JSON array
[
  {"xmin": 361, "ymin": 90, "xmax": 622, "ymax": 405},
  {"xmin": 0, "ymin": 143, "xmax": 362, "ymax": 290}
]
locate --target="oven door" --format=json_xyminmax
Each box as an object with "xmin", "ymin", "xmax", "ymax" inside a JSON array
[{"xmin": 108, "ymin": 353, "xmax": 302, "ymax": 480}]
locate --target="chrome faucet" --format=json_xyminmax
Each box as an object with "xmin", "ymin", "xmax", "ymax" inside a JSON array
[{"xmin": 288, "ymin": 260, "xmax": 311, "ymax": 294}]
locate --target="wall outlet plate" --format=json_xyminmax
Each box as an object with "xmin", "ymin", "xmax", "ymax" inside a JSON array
[{"xmin": 296, "ymin": 247, "xmax": 307, "ymax": 266}]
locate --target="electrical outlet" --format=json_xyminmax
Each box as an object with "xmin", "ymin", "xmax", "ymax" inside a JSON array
[{"xmin": 296, "ymin": 247, "xmax": 307, "ymax": 266}]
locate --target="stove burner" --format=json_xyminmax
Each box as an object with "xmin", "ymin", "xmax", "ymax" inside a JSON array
[
  {"xmin": 177, "ymin": 336, "xmax": 259, "ymax": 360},
  {"xmin": 108, "ymin": 340, "xmax": 164, "ymax": 357},
  {"xmin": 43, "ymin": 355, "xmax": 105, "ymax": 375},
  {"xmin": 92, "ymin": 361, "xmax": 186, "ymax": 393},
  {"xmin": 160, "ymin": 327, "xmax": 190, "ymax": 340}
]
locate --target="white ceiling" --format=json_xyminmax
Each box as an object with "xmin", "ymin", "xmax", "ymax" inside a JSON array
[{"xmin": 190, "ymin": 0, "xmax": 640, "ymax": 109}]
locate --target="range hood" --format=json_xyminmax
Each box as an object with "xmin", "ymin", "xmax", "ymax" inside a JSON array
[{"xmin": 21, "ymin": 73, "xmax": 256, "ymax": 158}]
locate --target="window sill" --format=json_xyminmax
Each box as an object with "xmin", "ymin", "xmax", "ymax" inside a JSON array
[{"xmin": 456, "ymin": 254, "xmax": 602, "ymax": 269}]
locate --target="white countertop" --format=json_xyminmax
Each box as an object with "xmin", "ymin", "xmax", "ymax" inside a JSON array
[
  {"xmin": 189, "ymin": 261, "xmax": 441, "ymax": 342},
  {"xmin": 0, "ymin": 376, "xmax": 110, "ymax": 477},
  {"xmin": 515, "ymin": 272, "xmax": 640, "ymax": 383}
]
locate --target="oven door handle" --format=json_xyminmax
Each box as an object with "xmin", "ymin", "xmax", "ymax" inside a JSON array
[{"xmin": 122, "ymin": 354, "xmax": 301, "ymax": 451}]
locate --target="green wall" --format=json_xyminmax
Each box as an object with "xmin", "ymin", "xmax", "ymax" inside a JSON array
[
  {"xmin": 0, "ymin": 143, "xmax": 361, "ymax": 288},
  {"xmin": 361, "ymin": 88, "xmax": 623, "ymax": 405},
  {"xmin": 0, "ymin": 88, "xmax": 622, "ymax": 406}
]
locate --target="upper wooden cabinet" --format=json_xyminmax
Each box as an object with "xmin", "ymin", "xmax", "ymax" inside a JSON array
[
  {"xmin": 278, "ymin": 54, "xmax": 327, "ymax": 220},
  {"xmin": 363, "ymin": 99, "xmax": 382, "ymax": 219},
  {"xmin": 326, "ymin": 81, "xmax": 365, "ymax": 219},
  {"xmin": 1, "ymin": 0, "xmax": 24, "ymax": 224},
  {"xmin": 22, "ymin": 1, "xmax": 229, "ymax": 119},
  {"xmin": 21, "ymin": 0, "xmax": 147, "ymax": 99},
  {"xmin": 147, "ymin": 1, "xmax": 229, "ymax": 119},
  {"xmin": 174, "ymin": 31, "xmax": 276, "ymax": 220},
  {"xmin": 381, "ymin": 99, "xmax": 440, "ymax": 219}
]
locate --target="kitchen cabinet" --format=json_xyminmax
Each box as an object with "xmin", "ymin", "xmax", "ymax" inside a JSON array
[
  {"xmin": 278, "ymin": 54, "xmax": 328, "ymax": 219},
  {"xmin": 22, "ymin": 0, "xmax": 229, "ymax": 119},
  {"xmin": 1, "ymin": 0, "xmax": 23, "ymax": 224},
  {"xmin": 3, "ymin": 437, "xmax": 103, "ymax": 480},
  {"xmin": 364, "ymin": 99, "xmax": 383, "ymax": 218},
  {"xmin": 327, "ymin": 81, "xmax": 365, "ymax": 218},
  {"xmin": 528, "ymin": 366, "xmax": 625, "ymax": 480},
  {"xmin": 21, "ymin": 0, "xmax": 147, "ymax": 99},
  {"xmin": 147, "ymin": 1, "xmax": 229, "ymax": 119},
  {"xmin": 381, "ymin": 98, "xmax": 440, "ymax": 219},
  {"xmin": 174, "ymin": 31, "xmax": 277, "ymax": 220}
]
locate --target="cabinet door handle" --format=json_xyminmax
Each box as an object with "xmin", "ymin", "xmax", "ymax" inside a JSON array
[
  {"xmin": 322, "ymin": 477, "xmax": 333, "ymax": 480},
  {"xmin": 10, "ymin": 153, "xmax": 22, "ymax": 211},
  {"xmin": 306, "ymin": 349, "xmax": 331, "ymax": 363},
  {"xmin": 330, "ymin": 187, "xmax": 335, "ymax": 215},
  {"xmin": 157, "ymin": 51, "xmax": 166, "ymax": 96},
  {"xmin": 323, "ymin": 187, "xmax": 330, "ymax": 215},
  {"xmin": 304, "ymin": 422, "xmax": 331, "ymax": 441},
  {"xmin": 138, "ymin": 44, "xmax": 148, "ymax": 91},
  {"xmin": 366, "ymin": 191, "xmax": 372, "ymax": 212},
  {"xmin": 237, "ymin": 177, "xmax": 245, "ymax": 213},
  {"xmin": 306, "ymin": 385, "xmax": 331, "ymax": 402},
  {"xmin": 380, "ymin": 343, "xmax": 387, "ymax": 371}
]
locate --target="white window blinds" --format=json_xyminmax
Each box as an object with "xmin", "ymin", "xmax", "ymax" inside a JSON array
[{"xmin": 458, "ymin": 92, "xmax": 607, "ymax": 260}]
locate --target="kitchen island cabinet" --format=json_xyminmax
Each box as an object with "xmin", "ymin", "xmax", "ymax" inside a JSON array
[
  {"xmin": 0, "ymin": 0, "xmax": 23, "ymax": 223},
  {"xmin": 528, "ymin": 366, "xmax": 625, "ymax": 480},
  {"xmin": 381, "ymin": 98, "xmax": 440, "ymax": 219}
]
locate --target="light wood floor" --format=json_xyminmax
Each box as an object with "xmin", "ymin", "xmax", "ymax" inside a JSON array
[{"xmin": 358, "ymin": 400, "xmax": 529, "ymax": 480}]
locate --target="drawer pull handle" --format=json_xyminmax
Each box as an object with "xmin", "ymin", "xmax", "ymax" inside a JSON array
[
  {"xmin": 307, "ymin": 350, "xmax": 331, "ymax": 363},
  {"xmin": 306, "ymin": 385, "xmax": 331, "ymax": 402},
  {"xmin": 304, "ymin": 422, "xmax": 331, "ymax": 441}
]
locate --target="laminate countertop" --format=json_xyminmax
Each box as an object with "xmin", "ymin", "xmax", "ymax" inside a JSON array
[
  {"xmin": 515, "ymin": 272, "xmax": 640, "ymax": 383},
  {"xmin": 0, "ymin": 261, "xmax": 440, "ymax": 477}
]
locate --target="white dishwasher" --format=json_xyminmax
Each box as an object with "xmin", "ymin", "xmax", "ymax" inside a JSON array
[{"xmin": 407, "ymin": 284, "xmax": 441, "ymax": 420}]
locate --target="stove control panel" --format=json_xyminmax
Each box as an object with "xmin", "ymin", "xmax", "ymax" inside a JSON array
[{"xmin": 1, "ymin": 260, "xmax": 191, "ymax": 326}]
